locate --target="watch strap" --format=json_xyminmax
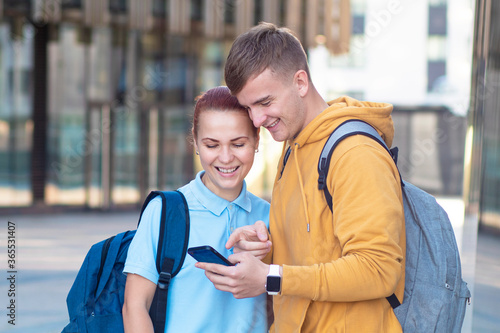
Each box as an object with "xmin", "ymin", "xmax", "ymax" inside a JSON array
[{"xmin": 268, "ymin": 264, "xmax": 280, "ymax": 276}]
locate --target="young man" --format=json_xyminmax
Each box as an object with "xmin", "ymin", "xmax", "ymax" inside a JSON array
[{"xmin": 195, "ymin": 22, "xmax": 406, "ymax": 332}]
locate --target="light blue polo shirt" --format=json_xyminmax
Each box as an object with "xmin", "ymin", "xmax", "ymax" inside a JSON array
[{"xmin": 124, "ymin": 171, "xmax": 270, "ymax": 333}]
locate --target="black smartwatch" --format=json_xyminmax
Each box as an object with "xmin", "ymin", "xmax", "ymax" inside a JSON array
[{"xmin": 266, "ymin": 265, "xmax": 281, "ymax": 295}]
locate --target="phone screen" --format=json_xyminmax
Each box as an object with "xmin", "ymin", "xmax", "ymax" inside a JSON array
[{"xmin": 188, "ymin": 246, "xmax": 234, "ymax": 266}]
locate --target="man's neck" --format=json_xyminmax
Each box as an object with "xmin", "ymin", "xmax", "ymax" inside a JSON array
[{"xmin": 304, "ymin": 85, "xmax": 329, "ymax": 126}]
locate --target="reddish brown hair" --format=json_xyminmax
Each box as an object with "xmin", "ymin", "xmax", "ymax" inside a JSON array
[{"xmin": 191, "ymin": 86, "xmax": 257, "ymax": 141}]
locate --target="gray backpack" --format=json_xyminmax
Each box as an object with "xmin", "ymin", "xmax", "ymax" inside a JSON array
[{"xmin": 317, "ymin": 120, "xmax": 471, "ymax": 332}]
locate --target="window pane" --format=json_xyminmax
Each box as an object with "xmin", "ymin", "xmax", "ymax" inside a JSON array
[
  {"xmin": 61, "ymin": 0, "xmax": 82, "ymax": 9},
  {"xmin": 352, "ymin": 15, "xmax": 365, "ymax": 35},
  {"xmin": 109, "ymin": 0, "xmax": 127, "ymax": 14},
  {"xmin": 427, "ymin": 60, "xmax": 446, "ymax": 92},
  {"xmin": 429, "ymin": 5, "xmax": 447, "ymax": 36},
  {"xmin": 4, "ymin": 0, "xmax": 31, "ymax": 12},
  {"xmin": 153, "ymin": 0, "xmax": 167, "ymax": 17}
]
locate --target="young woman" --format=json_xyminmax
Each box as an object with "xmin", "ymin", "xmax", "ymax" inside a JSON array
[{"xmin": 122, "ymin": 86, "xmax": 270, "ymax": 332}]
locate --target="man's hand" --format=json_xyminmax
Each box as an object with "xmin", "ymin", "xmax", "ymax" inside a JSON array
[
  {"xmin": 226, "ymin": 221, "xmax": 271, "ymax": 259},
  {"xmin": 195, "ymin": 252, "xmax": 269, "ymax": 299}
]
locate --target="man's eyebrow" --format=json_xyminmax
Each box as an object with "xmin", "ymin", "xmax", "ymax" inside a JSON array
[{"xmin": 250, "ymin": 95, "xmax": 272, "ymax": 106}]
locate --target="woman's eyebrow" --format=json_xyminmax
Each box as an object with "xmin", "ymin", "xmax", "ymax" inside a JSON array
[{"xmin": 230, "ymin": 136, "xmax": 249, "ymax": 141}]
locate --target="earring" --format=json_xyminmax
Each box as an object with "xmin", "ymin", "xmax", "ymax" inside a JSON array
[
  {"xmin": 255, "ymin": 149, "xmax": 259, "ymax": 153},
  {"xmin": 196, "ymin": 151, "xmax": 199, "ymax": 155}
]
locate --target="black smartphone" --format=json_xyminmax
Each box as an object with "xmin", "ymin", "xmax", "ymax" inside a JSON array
[{"xmin": 188, "ymin": 245, "xmax": 235, "ymax": 266}]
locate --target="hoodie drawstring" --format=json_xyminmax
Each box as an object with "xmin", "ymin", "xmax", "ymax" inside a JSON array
[{"xmin": 293, "ymin": 143, "xmax": 311, "ymax": 232}]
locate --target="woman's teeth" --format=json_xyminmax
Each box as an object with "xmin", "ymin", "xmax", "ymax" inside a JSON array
[{"xmin": 217, "ymin": 167, "xmax": 237, "ymax": 173}]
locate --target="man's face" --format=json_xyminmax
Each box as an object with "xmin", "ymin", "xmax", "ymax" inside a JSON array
[{"xmin": 235, "ymin": 68, "xmax": 307, "ymax": 142}]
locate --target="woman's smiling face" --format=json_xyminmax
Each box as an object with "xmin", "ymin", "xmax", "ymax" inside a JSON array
[{"xmin": 194, "ymin": 110, "xmax": 259, "ymax": 201}]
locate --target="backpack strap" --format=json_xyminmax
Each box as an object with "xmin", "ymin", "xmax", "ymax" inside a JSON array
[
  {"xmin": 96, "ymin": 235, "xmax": 115, "ymax": 297},
  {"xmin": 138, "ymin": 190, "xmax": 190, "ymax": 333},
  {"xmin": 93, "ymin": 231, "xmax": 131, "ymax": 300},
  {"xmin": 317, "ymin": 119, "xmax": 402, "ymax": 309},
  {"xmin": 318, "ymin": 119, "xmax": 399, "ymax": 211}
]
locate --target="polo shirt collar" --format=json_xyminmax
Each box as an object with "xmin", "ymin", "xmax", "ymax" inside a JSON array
[{"xmin": 192, "ymin": 171, "xmax": 252, "ymax": 215}]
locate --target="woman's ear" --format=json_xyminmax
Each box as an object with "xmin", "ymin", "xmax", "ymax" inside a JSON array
[{"xmin": 192, "ymin": 129, "xmax": 199, "ymax": 153}]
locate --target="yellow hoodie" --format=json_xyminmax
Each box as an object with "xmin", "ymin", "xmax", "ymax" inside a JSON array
[{"xmin": 270, "ymin": 96, "xmax": 405, "ymax": 332}]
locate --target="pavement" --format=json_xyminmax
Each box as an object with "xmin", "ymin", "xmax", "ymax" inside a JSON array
[
  {"xmin": 0, "ymin": 211, "xmax": 139, "ymax": 333},
  {"xmin": 0, "ymin": 200, "xmax": 499, "ymax": 333}
]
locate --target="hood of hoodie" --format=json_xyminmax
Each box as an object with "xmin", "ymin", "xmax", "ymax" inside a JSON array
[{"xmin": 291, "ymin": 95, "xmax": 394, "ymax": 149}]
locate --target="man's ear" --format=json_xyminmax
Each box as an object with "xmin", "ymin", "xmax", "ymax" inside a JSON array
[{"xmin": 294, "ymin": 70, "xmax": 309, "ymax": 97}]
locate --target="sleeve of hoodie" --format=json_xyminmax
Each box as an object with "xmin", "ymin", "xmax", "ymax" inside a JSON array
[{"xmin": 281, "ymin": 137, "xmax": 405, "ymax": 302}]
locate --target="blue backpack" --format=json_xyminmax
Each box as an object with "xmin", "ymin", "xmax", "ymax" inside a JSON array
[
  {"xmin": 317, "ymin": 120, "xmax": 471, "ymax": 332},
  {"xmin": 62, "ymin": 190, "xmax": 190, "ymax": 333}
]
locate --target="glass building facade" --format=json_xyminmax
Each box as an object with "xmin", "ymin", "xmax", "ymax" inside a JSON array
[
  {"xmin": 0, "ymin": 0, "xmax": 351, "ymax": 210},
  {"xmin": 465, "ymin": 0, "xmax": 500, "ymax": 232},
  {"xmin": 1, "ymin": 17, "xmax": 198, "ymax": 209}
]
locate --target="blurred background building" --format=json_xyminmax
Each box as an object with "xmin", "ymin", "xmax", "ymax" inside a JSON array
[
  {"xmin": 310, "ymin": 0, "xmax": 472, "ymax": 197},
  {"xmin": 3, "ymin": 0, "xmax": 496, "ymax": 229},
  {"xmin": 0, "ymin": 0, "xmax": 353, "ymax": 211},
  {"xmin": 0, "ymin": 0, "xmax": 499, "ymax": 330}
]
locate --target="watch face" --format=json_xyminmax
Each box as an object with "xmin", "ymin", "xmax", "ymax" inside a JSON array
[{"xmin": 266, "ymin": 276, "xmax": 281, "ymax": 292}]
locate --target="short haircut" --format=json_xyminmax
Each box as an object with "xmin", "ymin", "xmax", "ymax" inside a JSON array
[
  {"xmin": 224, "ymin": 22, "xmax": 311, "ymax": 95},
  {"xmin": 191, "ymin": 86, "xmax": 257, "ymax": 141}
]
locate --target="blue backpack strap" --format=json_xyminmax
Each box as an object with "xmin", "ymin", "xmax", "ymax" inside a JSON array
[
  {"xmin": 139, "ymin": 190, "xmax": 190, "ymax": 333},
  {"xmin": 318, "ymin": 119, "xmax": 399, "ymax": 211},
  {"xmin": 317, "ymin": 119, "xmax": 402, "ymax": 308},
  {"xmin": 93, "ymin": 231, "xmax": 131, "ymax": 300}
]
